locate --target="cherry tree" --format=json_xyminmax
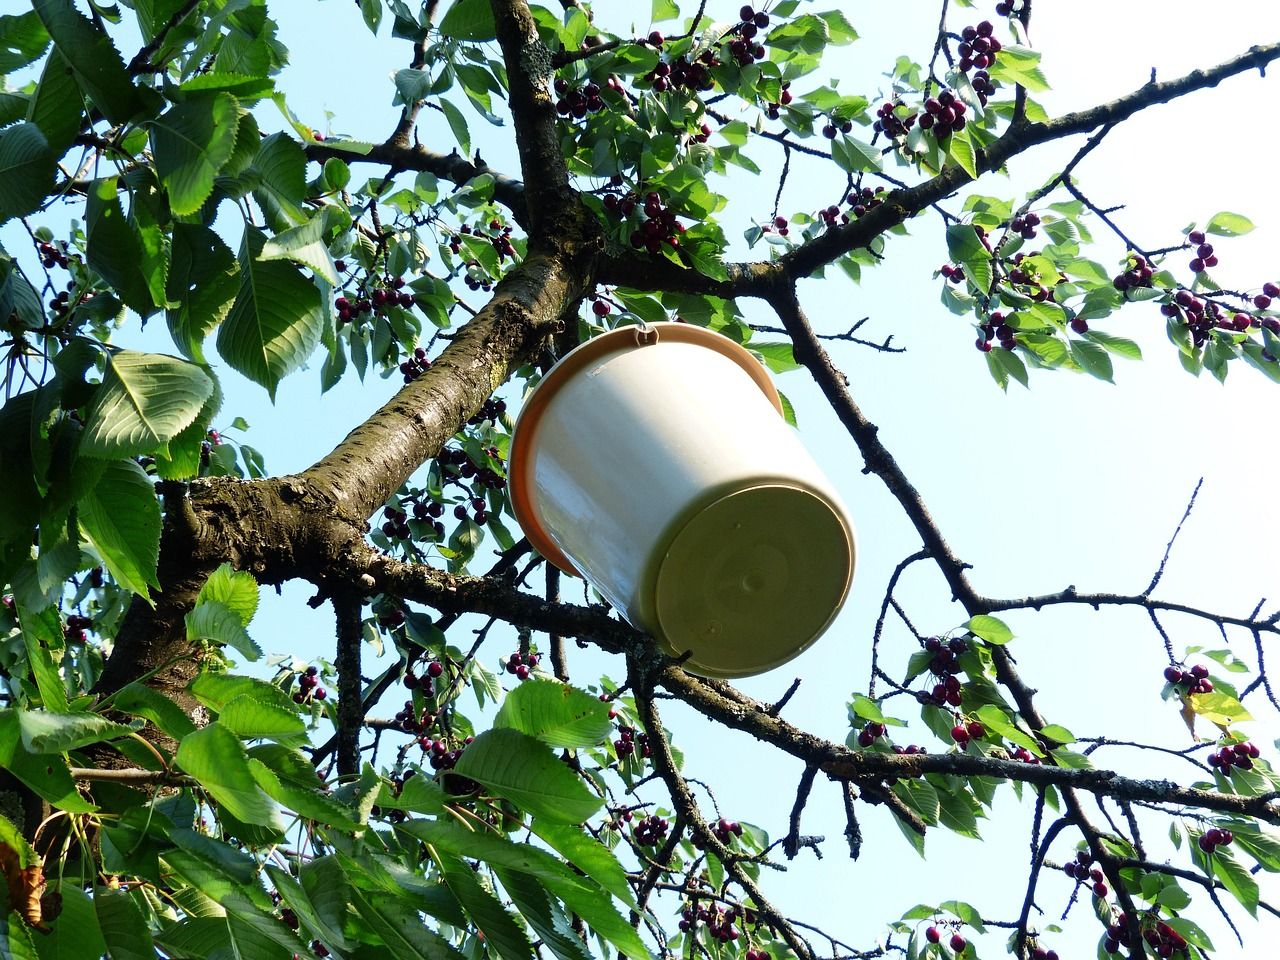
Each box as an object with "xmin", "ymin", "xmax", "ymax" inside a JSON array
[{"xmin": 0, "ymin": 2, "xmax": 1278, "ymax": 959}]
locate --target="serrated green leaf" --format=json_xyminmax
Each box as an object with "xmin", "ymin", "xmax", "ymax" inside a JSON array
[
  {"xmin": 453, "ymin": 728, "xmax": 603, "ymax": 823},
  {"xmin": 112, "ymin": 681, "xmax": 198, "ymax": 740},
  {"xmin": 191, "ymin": 672, "xmax": 295, "ymax": 713},
  {"xmin": 197, "ymin": 562, "xmax": 259, "ymax": 627},
  {"xmin": 16, "ymin": 708, "xmax": 139, "ymax": 754},
  {"xmin": 1205, "ymin": 211, "xmax": 1254, "ymax": 237},
  {"xmin": 439, "ymin": 0, "xmax": 496, "ymax": 41},
  {"xmin": 94, "ymin": 888, "xmax": 155, "ymax": 960},
  {"xmin": 34, "ymin": 883, "xmax": 107, "ymax": 959},
  {"xmin": 33, "ymin": 0, "xmax": 157, "ymax": 125},
  {"xmin": 166, "ymin": 223, "xmax": 240, "ymax": 362},
  {"xmin": 84, "ymin": 178, "xmax": 163, "ymax": 318},
  {"xmin": 77, "ymin": 459, "xmax": 161, "ymax": 602},
  {"xmin": 15, "ymin": 603, "xmax": 68, "ymax": 711},
  {"xmin": 80, "ymin": 351, "xmax": 214, "ymax": 458},
  {"xmin": 531, "ymin": 820, "xmax": 636, "ymax": 908},
  {"xmin": 217, "ymin": 226, "xmax": 324, "ymax": 399},
  {"xmin": 1070, "ymin": 340, "xmax": 1114, "ymax": 382},
  {"xmin": 494, "ymin": 678, "xmax": 612, "ymax": 748},
  {"xmin": 948, "ymin": 126, "xmax": 978, "ymax": 179},
  {"xmin": 27, "ymin": 48, "xmax": 83, "ymax": 156},
  {"xmin": 259, "ymin": 213, "xmax": 339, "ymax": 285},
  {"xmin": 0, "ymin": 11, "xmax": 50, "ymax": 72},
  {"xmin": 1187, "ymin": 691, "xmax": 1252, "ymax": 726},
  {"xmin": 175, "ymin": 722, "xmax": 283, "ymax": 826},
  {"xmin": 966, "ymin": 614, "xmax": 1013, "ymax": 645},
  {"xmin": 219, "ymin": 693, "xmax": 304, "ymax": 742},
  {"xmin": 0, "ymin": 122, "xmax": 56, "ymax": 224},
  {"xmin": 149, "ymin": 92, "xmax": 241, "ymax": 215}
]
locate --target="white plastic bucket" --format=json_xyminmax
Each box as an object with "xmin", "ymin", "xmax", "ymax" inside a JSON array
[{"xmin": 509, "ymin": 322, "xmax": 855, "ymax": 678}]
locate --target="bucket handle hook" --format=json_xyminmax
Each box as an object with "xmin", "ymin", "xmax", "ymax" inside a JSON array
[{"xmin": 633, "ymin": 318, "xmax": 660, "ymax": 347}]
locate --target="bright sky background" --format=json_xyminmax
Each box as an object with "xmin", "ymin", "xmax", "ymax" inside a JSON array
[{"xmin": 5, "ymin": 1, "xmax": 1280, "ymax": 957}]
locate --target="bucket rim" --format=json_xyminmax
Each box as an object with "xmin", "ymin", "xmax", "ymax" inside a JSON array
[{"xmin": 508, "ymin": 322, "xmax": 785, "ymax": 577}]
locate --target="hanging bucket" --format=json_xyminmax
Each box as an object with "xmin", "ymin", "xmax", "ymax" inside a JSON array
[{"xmin": 509, "ymin": 322, "xmax": 855, "ymax": 678}]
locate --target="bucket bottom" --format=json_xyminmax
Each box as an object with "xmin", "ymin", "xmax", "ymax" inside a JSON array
[{"xmin": 651, "ymin": 484, "xmax": 853, "ymax": 678}]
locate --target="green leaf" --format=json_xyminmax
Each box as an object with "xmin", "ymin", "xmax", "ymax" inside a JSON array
[
  {"xmin": 0, "ymin": 122, "xmax": 56, "ymax": 224},
  {"xmin": 531, "ymin": 821, "xmax": 636, "ymax": 908},
  {"xmin": 217, "ymin": 226, "xmax": 325, "ymax": 399},
  {"xmin": 974, "ymin": 704, "xmax": 1045, "ymax": 757},
  {"xmin": 34, "ymin": 883, "xmax": 107, "ymax": 960},
  {"xmin": 751, "ymin": 341, "xmax": 801, "ymax": 374},
  {"xmin": 259, "ymin": 213, "xmax": 339, "ymax": 285},
  {"xmin": 80, "ymin": 350, "xmax": 214, "ymax": 459},
  {"xmin": 248, "ymin": 760, "xmax": 359, "ymax": 829},
  {"xmin": 15, "ymin": 604, "xmax": 69, "ymax": 711},
  {"xmin": 1205, "ymin": 211, "xmax": 1254, "ymax": 237},
  {"xmin": 153, "ymin": 373, "xmax": 222, "ymax": 480},
  {"xmin": 832, "ymin": 135, "xmax": 882, "ymax": 173},
  {"xmin": 84, "ymin": 178, "xmax": 163, "ymax": 318},
  {"xmin": 440, "ymin": 97, "xmax": 471, "ymax": 157},
  {"xmin": 1162, "ymin": 917, "xmax": 1214, "ymax": 951},
  {"xmin": 16, "ymin": 709, "xmax": 139, "ymax": 754},
  {"xmin": 1070, "ymin": 340, "xmax": 1114, "ymax": 382},
  {"xmin": 360, "ymin": 0, "xmax": 382, "ymax": 34},
  {"xmin": 186, "ymin": 599, "xmax": 262, "ymax": 661},
  {"xmin": 175, "ymin": 721, "xmax": 283, "ymax": 826},
  {"xmin": 966, "ymin": 614, "xmax": 1013, "ymax": 645},
  {"xmin": 1084, "ymin": 330, "xmax": 1142, "ymax": 360},
  {"xmin": 436, "ymin": 853, "xmax": 534, "ymax": 960},
  {"xmin": 27, "ymin": 48, "xmax": 84, "ymax": 155},
  {"xmin": 191, "ymin": 672, "xmax": 296, "ymax": 713},
  {"xmin": 33, "ymin": 0, "xmax": 157, "ymax": 125},
  {"xmin": 941, "ymin": 900, "xmax": 987, "ymax": 934},
  {"xmin": 149, "ymin": 92, "xmax": 240, "ymax": 216},
  {"xmin": 494, "ymin": 678, "xmax": 612, "ymax": 748},
  {"xmin": 495, "ymin": 868, "xmax": 593, "ymax": 960},
  {"xmin": 346, "ymin": 884, "xmax": 467, "ymax": 960},
  {"xmin": 94, "ymin": 888, "xmax": 155, "ymax": 960},
  {"xmin": 439, "ymin": 0, "xmax": 496, "ymax": 41},
  {"xmin": 453, "ymin": 728, "xmax": 603, "ymax": 823},
  {"xmin": 1211, "ymin": 848, "xmax": 1259, "ymax": 916},
  {"xmin": 197, "ymin": 562, "xmax": 259, "ymax": 627},
  {"xmin": 948, "ymin": 126, "xmax": 978, "ymax": 179},
  {"xmin": 1187, "ymin": 691, "xmax": 1252, "ymax": 726},
  {"xmin": 219, "ymin": 693, "xmax": 305, "ymax": 742},
  {"xmin": 2, "ymin": 915, "xmax": 37, "ymax": 960},
  {"xmin": 166, "ymin": 223, "xmax": 239, "ymax": 362},
  {"xmin": 77, "ymin": 459, "xmax": 161, "ymax": 602},
  {"xmin": 0, "ymin": 11, "xmax": 50, "ymax": 72},
  {"xmin": 249, "ymin": 132, "xmax": 308, "ymax": 232},
  {"xmin": 112, "ymin": 682, "xmax": 197, "ymax": 740}
]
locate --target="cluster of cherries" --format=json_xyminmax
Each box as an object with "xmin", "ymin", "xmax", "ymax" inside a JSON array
[
  {"xmin": 1008, "ymin": 744, "xmax": 1042, "ymax": 765},
  {"xmin": 949, "ymin": 719, "xmax": 986, "ymax": 747},
  {"xmin": 761, "ymin": 215, "xmax": 790, "ymax": 238},
  {"xmin": 1008, "ymin": 212, "xmax": 1041, "ymax": 240},
  {"xmin": 1160, "ymin": 291, "xmax": 1237, "ymax": 348},
  {"xmin": 956, "ymin": 22, "xmax": 1002, "ymax": 73},
  {"xmin": 554, "ymin": 77, "xmax": 607, "ymax": 117},
  {"xmin": 916, "ymin": 636, "xmax": 967, "ymax": 708},
  {"xmin": 403, "ymin": 658, "xmax": 444, "ymax": 693},
  {"xmin": 679, "ymin": 900, "xmax": 754, "ymax": 941},
  {"xmin": 1163, "ymin": 662, "xmax": 1214, "ymax": 695},
  {"xmin": 614, "ymin": 723, "xmax": 650, "ymax": 759},
  {"xmin": 1186, "ymin": 230, "xmax": 1219, "ymax": 273},
  {"xmin": 392, "ymin": 699, "xmax": 435, "ymax": 735},
  {"xmin": 503, "ymin": 649, "xmax": 540, "ymax": 681},
  {"xmin": 1208, "ymin": 740, "xmax": 1259, "ymax": 772},
  {"xmin": 994, "ymin": 0, "xmax": 1023, "ymax": 15},
  {"xmin": 36, "ymin": 239, "xmax": 70, "ymax": 270},
  {"xmin": 821, "ymin": 117, "xmax": 854, "ymax": 139},
  {"xmin": 420, "ymin": 733, "xmax": 473, "ymax": 771},
  {"xmin": 633, "ymin": 813, "xmax": 670, "ymax": 845},
  {"xmin": 1112, "ymin": 254, "xmax": 1156, "ymax": 294},
  {"xmin": 1104, "ymin": 913, "xmax": 1188, "ymax": 957},
  {"xmin": 48, "ymin": 287, "xmax": 74, "ymax": 317},
  {"xmin": 872, "ymin": 100, "xmax": 915, "ymax": 139},
  {"xmin": 725, "ymin": 5, "xmax": 771, "ymax": 67},
  {"xmin": 744, "ymin": 950, "xmax": 772, "ymax": 960},
  {"xmin": 969, "ymin": 69, "xmax": 996, "ymax": 105},
  {"xmin": 848, "ymin": 185, "xmax": 886, "ymax": 218},
  {"xmin": 622, "ymin": 192, "xmax": 686, "ymax": 255},
  {"xmin": 1062, "ymin": 848, "xmax": 1108, "ymax": 899},
  {"xmin": 925, "ymin": 928, "xmax": 967, "ymax": 953},
  {"xmin": 294, "ymin": 665, "xmax": 328, "ymax": 703},
  {"xmin": 334, "ymin": 281, "xmax": 414, "ymax": 325},
  {"xmin": 63, "ymin": 614, "xmax": 92, "ymax": 645},
  {"xmin": 977, "ymin": 310, "xmax": 1017, "ymax": 353},
  {"xmin": 643, "ymin": 51, "xmax": 719, "ymax": 93},
  {"xmin": 1196, "ymin": 826, "xmax": 1235, "ymax": 854},
  {"xmin": 1254, "ymin": 281, "xmax": 1279, "ymax": 310},
  {"xmin": 1027, "ymin": 945, "xmax": 1060, "ymax": 960},
  {"xmin": 856, "ymin": 721, "xmax": 889, "ymax": 748},
  {"xmin": 919, "ymin": 90, "xmax": 968, "ymax": 137},
  {"xmin": 398, "ymin": 346, "xmax": 432, "ymax": 384},
  {"xmin": 685, "ymin": 817, "xmax": 744, "ymax": 850}
]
